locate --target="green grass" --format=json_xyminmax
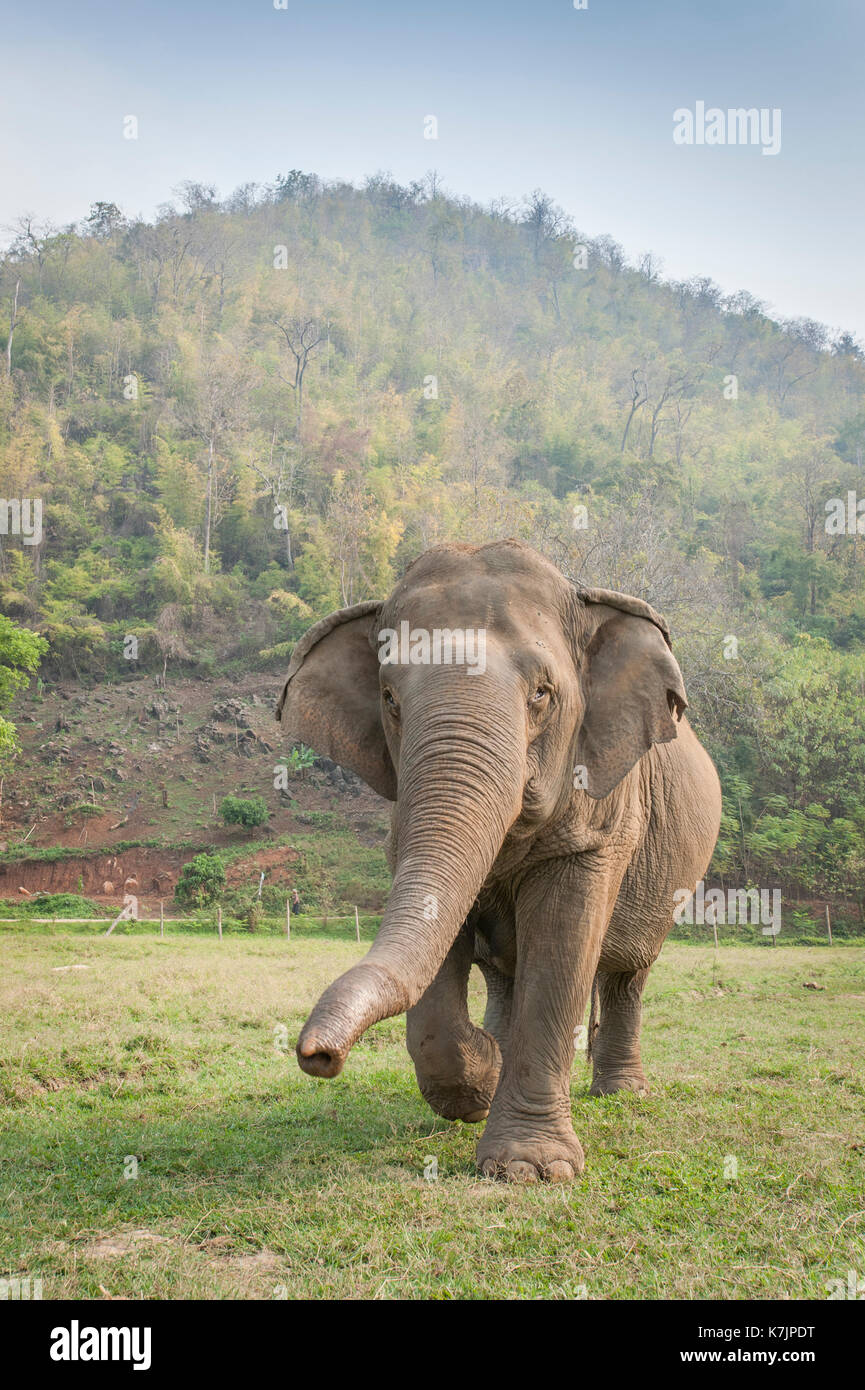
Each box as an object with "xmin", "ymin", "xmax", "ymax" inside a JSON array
[
  {"xmin": 0, "ymin": 839, "xmax": 206, "ymax": 866},
  {"xmin": 0, "ymin": 935, "xmax": 862, "ymax": 1300},
  {"xmin": 0, "ymin": 893, "xmax": 114, "ymax": 919}
]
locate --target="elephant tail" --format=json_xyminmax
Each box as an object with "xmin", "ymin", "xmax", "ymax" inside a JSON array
[{"xmin": 586, "ymin": 972, "xmax": 601, "ymax": 1064}]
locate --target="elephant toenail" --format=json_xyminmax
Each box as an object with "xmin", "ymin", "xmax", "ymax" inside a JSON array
[
  {"xmin": 544, "ymin": 1160, "xmax": 575, "ymax": 1182},
  {"xmin": 504, "ymin": 1160, "xmax": 539, "ymax": 1183}
]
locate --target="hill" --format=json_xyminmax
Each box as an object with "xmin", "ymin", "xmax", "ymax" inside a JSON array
[{"xmin": 1, "ymin": 171, "xmax": 864, "ymax": 911}]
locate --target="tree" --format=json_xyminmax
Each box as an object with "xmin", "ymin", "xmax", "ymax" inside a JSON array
[
  {"xmin": 4, "ymin": 277, "xmax": 21, "ymax": 377},
  {"xmin": 270, "ymin": 316, "xmax": 323, "ymax": 440},
  {"xmin": 85, "ymin": 202, "xmax": 125, "ymax": 239},
  {"xmin": 176, "ymin": 348, "xmax": 253, "ymax": 572},
  {"xmin": 153, "ymin": 603, "xmax": 192, "ymax": 686},
  {"xmin": 175, "ymin": 854, "xmax": 226, "ymax": 908},
  {"xmin": 220, "ymin": 795, "xmax": 269, "ymax": 829},
  {"xmin": 174, "ymin": 181, "xmax": 218, "ymax": 215},
  {"xmin": 0, "ymin": 615, "xmax": 48, "ymax": 760},
  {"xmin": 244, "ymin": 428, "xmax": 304, "ymax": 567},
  {"xmin": 521, "ymin": 190, "xmax": 568, "ymax": 260}
]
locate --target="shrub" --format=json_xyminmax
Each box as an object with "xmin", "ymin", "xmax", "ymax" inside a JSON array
[
  {"xmin": 279, "ymin": 745, "xmax": 317, "ymax": 778},
  {"xmin": 0, "ymin": 892, "xmax": 109, "ymax": 918},
  {"xmin": 246, "ymin": 900, "xmax": 264, "ymax": 932},
  {"xmin": 175, "ymin": 853, "xmax": 226, "ymax": 908},
  {"xmin": 220, "ymin": 795, "xmax": 269, "ymax": 829}
]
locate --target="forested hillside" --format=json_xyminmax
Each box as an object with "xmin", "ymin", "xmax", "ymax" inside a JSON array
[{"xmin": 2, "ymin": 171, "xmax": 865, "ymax": 908}]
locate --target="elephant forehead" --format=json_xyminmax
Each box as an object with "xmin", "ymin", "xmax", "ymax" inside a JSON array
[{"xmin": 380, "ymin": 578, "xmax": 567, "ymax": 642}]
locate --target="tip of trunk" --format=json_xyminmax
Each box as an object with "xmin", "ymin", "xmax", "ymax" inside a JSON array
[
  {"xmin": 294, "ymin": 960, "xmax": 404, "ymax": 1078},
  {"xmin": 296, "ymin": 1036, "xmax": 346, "ymax": 1078}
]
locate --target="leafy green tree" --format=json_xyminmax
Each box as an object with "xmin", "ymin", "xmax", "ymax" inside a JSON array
[
  {"xmin": 220, "ymin": 795, "xmax": 269, "ymax": 829},
  {"xmin": 0, "ymin": 615, "xmax": 47, "ymax": 759},
  {"xmin": 174, "ymin": 854, "xmax": 226, "ymax": 908}
]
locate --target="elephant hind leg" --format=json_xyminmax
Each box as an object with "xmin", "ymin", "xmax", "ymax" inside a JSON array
[
  {"xmin": 589, "ymin": 967, "xmax": 651, "ymax": 1097},
  {"xmin": 406, "ymin": 926, "xmax": 501, "ymax": 1123}
]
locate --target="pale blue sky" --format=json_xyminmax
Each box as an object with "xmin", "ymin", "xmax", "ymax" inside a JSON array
[{"xmin": 2, "ymin": 0, "xmax": 863, "ymax": 334}]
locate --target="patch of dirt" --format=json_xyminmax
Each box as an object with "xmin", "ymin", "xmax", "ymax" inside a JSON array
[
  {"xmin": 79, "ymin": 1230, "xmax": 168, "ymax": 1259},
  {"xmin": 0, "ymin": 846, "xmax": 189, "ymax": 898},
  {"xmin": 197, "ymin": 1239, "xmax": 283, "ymax": 1272},
  {"xmin": 224, "ymin": 845, "xmax": 300, "ymax": 888}
]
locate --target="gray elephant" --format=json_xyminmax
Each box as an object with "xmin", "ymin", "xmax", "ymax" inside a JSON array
[{"xmin": 277, "ymin": 540, "xmax": 721, "ymax": 1182}]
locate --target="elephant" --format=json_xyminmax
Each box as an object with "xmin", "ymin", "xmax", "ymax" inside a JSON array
[{"xmin": 276, "ymin": 540, "xmax": 721, "ymax": 1182}]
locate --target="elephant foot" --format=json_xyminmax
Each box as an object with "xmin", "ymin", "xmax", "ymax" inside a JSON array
[
  {"xmin": 477, "ymin": 1126, "xmax": 585, "ymax": 1183},
  {"xmin": 418, "ymin": 1079, "xmax": 495, "ymax": 1123},
  {"xmin": 590, "ymin": 1069, "xmax": 649, "ymax": 1098},
  {"xmin": 414, "ymin": 1027, "xmax": 501, "ymax": 1123}
]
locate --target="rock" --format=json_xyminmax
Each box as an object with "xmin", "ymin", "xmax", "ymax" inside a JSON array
[{"xmin": 212, "ymin": 698, "xmax": 252, "ymax": 727}]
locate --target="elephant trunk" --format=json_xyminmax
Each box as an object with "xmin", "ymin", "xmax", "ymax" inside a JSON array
[{"xmin": 296, "ymin": 689, "xmax": 524, "ymax": 1078}]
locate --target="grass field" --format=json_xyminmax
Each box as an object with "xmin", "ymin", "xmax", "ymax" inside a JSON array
[{"xmin": 0, "ymin": 931, "xmax": 863, "ymax": 1300}]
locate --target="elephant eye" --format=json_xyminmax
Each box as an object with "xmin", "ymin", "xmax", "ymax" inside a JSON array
[
  {"xmin": 530, "ymin": 685, "xmax": 550, "ymax": 705},
  {"xmin": 383, "ymin": 688, "xmax": 399, "ymax": 716}
]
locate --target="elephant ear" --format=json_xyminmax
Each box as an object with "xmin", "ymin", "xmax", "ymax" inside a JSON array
[
  {"xmin": 275, "ymin": 600, "xmax": 397, "ymax": 801},
  {"xmin": 575, "ymin": 594, "xmax": 688, "ymax": 800}
]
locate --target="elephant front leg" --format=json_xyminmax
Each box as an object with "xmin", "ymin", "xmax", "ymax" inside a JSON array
[
  {"xmin": 589, "ymin": 967, "xmax": 651, "ymax": 1096},
  {"xmin": 406, "ymin": 926, "xmax": 501, "ymax": 1123},
  {"xmin": 477, "ymin": 859, "xmax": 619, "ymax": 1183}
]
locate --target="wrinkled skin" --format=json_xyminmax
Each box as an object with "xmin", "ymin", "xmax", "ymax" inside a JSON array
[{"xmin": 277, "ymin": 541, "xmax": 721, "ymax": 1182}]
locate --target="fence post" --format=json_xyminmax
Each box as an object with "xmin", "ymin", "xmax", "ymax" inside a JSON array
[
  {"xmin": 355, "ymin": 905, "xmax": 360, "ymax": 943},
  {"xmin": 160, "ymin": 900, "xmax": 164, "ymax": 938},
  {"xmin": 286, "ymin": 899, "xmax": 291, "ymax": 941},
  {"xmin": 217, "ymin": 906, "xmax": 222, "ymax": 941},
  {"xmin": 826, "ymin": 904, "xmax": 833, "ymax": 946}
]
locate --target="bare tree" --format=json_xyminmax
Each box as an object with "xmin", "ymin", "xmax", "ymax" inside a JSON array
[
  {"xmin": 620, "ymin": 369, "xmax": 648, "ymax": 453},
  {"xmin": 154, "ymin": 604, "xmax": 192, "ymax": 687},
  {"xmin": 5, "ymin": 279, "xmax": 21, "ymax": 377},
  {"xmin": 521, "ymin": 190, "xmax": 569, "ymax": 260},
  {"xmin": 270, "ymin": 316, "xmax": 323, "ymax": 440},
  {"xmin": 772, "ymin": 318, "xmax": 826, "ymax": 402},
  {"xmin": 245, "ymin": 428, "xmax": 305, "ymax": 567},
  {"xmin": 178, "ymin": 351, "xmax": 253, "ymax": 572}
]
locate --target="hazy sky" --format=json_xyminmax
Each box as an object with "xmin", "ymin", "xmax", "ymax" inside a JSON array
[{"xmin": 2, "ymin": 0, "xmax": 863, "ymax": 334}]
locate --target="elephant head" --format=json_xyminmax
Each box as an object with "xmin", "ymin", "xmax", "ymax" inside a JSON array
[{"xmin": 276, "ymin": 540, "xmax": 687, "ymax": 1079}]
